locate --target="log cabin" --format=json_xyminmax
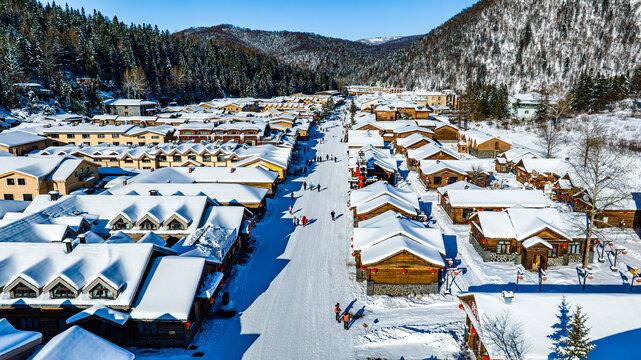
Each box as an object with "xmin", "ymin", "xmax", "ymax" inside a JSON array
[
  {"xmin": 395, "ymin": 134, "xmax": 434, "ymax": 155},
  {"xmin": 494, "ymin": 148, "xmax": 539, "ymax": 173},
  {"xmin": 352, "ymin": 211, "xmax": 445, "ymax": 296},
  {"xmin": 348, "ymin": 146, "xmax": 398, "ymax": 186},
  {"xmin": 460, "ymin": 131, "xmax": 511, "ymax": 158},
  {"xmin": 439, "ymin": 189, "xmax": 548, "ymax": 224},
  {"xmin": 433, "ymin": 123, "xmax": 460, "ymax": 142},
  {"xmin": 406, "ymin": 143, "xmax": 460, "ymax": 168},
  {"xmin": 514, "ymin": 158, "xmax": 570, "ymax": 190},
  {"xmin": 418, "ymin": 159, "xmax": 494, "ymax": 189},
  {"xmin": 468, "ymin": 207, "xmax": 592, "ymax": 271}
]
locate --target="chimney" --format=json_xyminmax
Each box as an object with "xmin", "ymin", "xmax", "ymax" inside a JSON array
[
  {"xmin": 63, "ymin": 239, "xmax": 73, "ymax": 253},
  {"xmin": 78, "ymin": 234, "xmax": 86, "ymax": 244},
  {"xmin": 149, "ymin": 189, "xmax": 159, "ymax": 196},
  {"xmin": 48, "ymin": 190, "xmax": 59, "ymax": 201}
]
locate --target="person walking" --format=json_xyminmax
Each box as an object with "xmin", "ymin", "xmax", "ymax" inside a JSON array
[
  {"xmin": 304, "ymin": 166, "xmax": 307, "ymax": 175},
  {"xmin": 331, "ymin": 210, "xmax": 335, "ymax": 221},
  {"xmin": 303, "ymin": 182, "xmax": 307, "ymax": 190},
  {"xmin": 302, "ymin": 216, "xmax": 307, "ymax": 227},
  {"xmin": 291, "ymin": 192, "xmax": 294, "ymax": 201},
  {"xmin": 292, "ymin": 216, "xmax": 297, "ymax": 227},
  {"xmin": 343, "ymin": 313, "xmax": 350, "ymax": 330},
  {"xmin": 288, "ymin": 205, "xmax": 292, "ymax": 214},
  {"xmin": 334, "ymin": 303, "xmax": 341, "ymax": 323},
  {"xmin": 317, "ymin": 184, "xmax": 321, "ymax": 192},
  {"xmin": 326, "ymin": 154, "xmax": 329, "ymax": 161}
]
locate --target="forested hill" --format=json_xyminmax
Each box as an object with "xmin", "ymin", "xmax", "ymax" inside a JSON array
[
  {"xmin": 175, "ymin": 25, "xmax": 393, "ymax": 77},
  {"xmin": 357, "ymin": 0, "xmax": 641, "ymax": 92},
  {"xmin": 0, "ymin": 0, "xmax": 336, "ymax": 112}
]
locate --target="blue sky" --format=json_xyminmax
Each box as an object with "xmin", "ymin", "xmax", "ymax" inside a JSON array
[{"xmin": 42, "ymin": 0, "xmax": 479, "ymax": 41}]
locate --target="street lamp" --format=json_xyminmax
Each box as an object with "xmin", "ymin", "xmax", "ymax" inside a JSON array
[{"xmin": 443, "ymin": 258, "xmax": 459, "ymax": 295}]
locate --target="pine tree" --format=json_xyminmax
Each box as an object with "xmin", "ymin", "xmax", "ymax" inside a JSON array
[
  {"xmin": 555, "ymin": 305, "xmax": 595, "ymax": 360},
  {"xmin": 349, "ymin": 99, "xmax": 356, "ymax": 125}
]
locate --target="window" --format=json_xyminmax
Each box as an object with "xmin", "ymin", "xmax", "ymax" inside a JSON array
[
  {"xmin": 51, "ymin": 283, "xmax": 75, "ymax": 298},
  {"xmin": 158, "ymin": 156, "xmax": 167, "ymax": 162},
  {"xmin": 50, "ymin": 134, "xmax": 59, "ymax": 139},
  {"xmin": 568, "ymin": 241, "xmax": 581, "ymax": 254},
  {"xmin": 217, "ymin": 155, "xmax": 225, "ymax": 162},
  {"xmin": 198, "ymin": 131, "xmax": 209, "ymax": 135},
  {"xmin": 4, "ymin": 194, "xmax": 13, "ymax": 200},
  {"xmin": 113, "ymin": 142, "xmax": 120, "ymax": 146},
  {"xmin": 167, "ymin": 219, "xmax": 185, "ymax": 230},
  {"xmin": 23, "ymin": 194, "xmax": 33, "ymax": 201},
  {"xmin": 138, "ymin": 135, "xmax": 145, "ymax": 139},
  {"xmin": 124, "ymin": 159, "xmax": 133, "ymax": 163},
  {"xmin": 497, "ymin": 241, "xmax": 511, "ymax": 254},
  {"xmin": 173, "ymin": 156, "xmax": 181, "ymax": 162},
  {"xmin": 433, "ymin": 176, "xmax": 442, "ymax": 185},
  {"xmin": 495, "ymin": 142, "xmax": 499, "ymax": 150},
  {"xmin": 112, "ymin": 134, "xmax": 120, "ymax": 138},
  {"xmin": 98, "ymin": 134, "xmax": 105, "ymax": 138},
  {"xmin": 139, "ymin": 220, "xmax": 157, "ymax": 230},
  {"xmin": 90, "ymin": 283, "xmax": 114, "ymax": 299},
  {"xmin": 187, "ymin": 155, "xmax": 196, "ymax": 161},
  {"xmin": 549, "ymin": 244, "xmax": 559, "ymax": 257},
  {"xmin": 138, "ymin": 142, "xmax": 145, "ymax": 146},
  {"xmin": 202, "ymin": 155, "xmax": 211, "ymax": 162},
  {"xmin": 17, "ymin": 178, "xmax": 25, "ymax": 186},
  {"xmin": 66, "ymin": 134, "xmax": 75, "ymax": 139},
  {"xmin": 6, "ymin": 178, "xmax": 14, "ymax": 186},
  {"xmin": 18, "ymin": 318, "xmax": 39, "ymax": 331},
  {"xmin": 448, "ymin": 177, "xmax": 457, "ymax": 184},
  {"xmin": 82, "ymin": 134, "xmax": 90, "ymax": 139},
  {"xmin": 151, "ymin": 135, "xmax": 160, "ymax": 139},
  {"xmin": 112, "ymin": 219, "xmax": 131, "ymax": 230},
  {"xmin": 12, "ymin": 283, "xmax": 36, "ymax": 298},
  {"xmin": 137, "ymin": 321, "xmax": 157, "ymax": 336},
  {"xmin": 462, "ymin": 208, "xmax": 473, "ymax": 220},
  {"xmin": 142, "ymin": 158, "xmax": 151, "ymax": 163},
  {"xmin": 74, "ymin": 171, "xmax": 78, "ymax": 178}
]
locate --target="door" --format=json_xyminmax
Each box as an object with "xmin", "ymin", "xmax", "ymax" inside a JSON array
[{"xmin": 532, "ymin": 254, "xmax": 541, "ymax": 271}]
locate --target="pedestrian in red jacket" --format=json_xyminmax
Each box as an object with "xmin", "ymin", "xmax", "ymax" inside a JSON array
[{"xmin": 302, "ymin": 216, "xmax": 308, "ymax": 226}]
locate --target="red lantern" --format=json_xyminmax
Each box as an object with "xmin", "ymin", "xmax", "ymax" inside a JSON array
[
  {"xmin": 595, "ymin": 240, "xmax": 600, "ymax": 244},
  {"xmin": 360, "ymin": 266, "xmax": 365, "ymax": 270},
  {"xmin": 471, "ymin": 328, "xmax": 477, "ymax": 334},
  {"xmin": 636, "ymin": 278, "xmax": 641, "ymax": 284},
  {"xmin": 542, "ymin": 276, "xmax": 547, "ymax": 282},
  {"xmin": 430, "ymin": 269, "xmax": 436, "ymax": 274},
  {"xmin": 372, "ymin": 268, "xmax": 378, "ymax": 273},
  {"xmin": 609, "ymin": 243, "xmax": 614, "ymax": 247},
  {"xmin": 518, "ymin": 276, "xmax": 524, "ymax": 281},
  {"xmin": 622, "ymin": 251, "xmax": 627, "ymax": 255},
  {"xmin": 453, "ymin": 271, "xmax": 459, "ymax": 277},
  {"xmin": 562, "ymin": 243, "xmax": 567, "ymax": 248},
  {"xmin": 467, "ymin": 221, "xmax": 471, "ymax": 225},
  {"xmin": 483, "ymin": 356, "xmax": 490, "ymax": 360},
  {"xmin": 351, "ymin": 252, "xmax": 354, "ymax": 257},
  {"xmin": 210, "ymin": 298, "xmax": 215, "ymax": 304},
  {"xmin": 350, "ymin": 244, "xmax": 353, "ymax": 248},
  {"xmin": 358, "ymin": 175, "xmax": 364, "ymax": 181},
  {"xmin": 458, "ymin": 304, "xmax": 464, "ymax": 310},
  {"xmin": 588, "ymin": 275, "xmax": 594, "ymax": 281},
  {"xmin": 401, "ymin": 268, "xmax": 407, "ymax": 274},
  {"xmin": 185, "ymin": 322, "xmax": 192, "ymax": 329},
  {"xmin": 482, "ymin": 238, "xmax": 487, "ymax": 243},
  {"xmin": 358, "ymin": 181, "xmax": 364, "ymax": 187},
  {"xmin": 350, "ymin": 237, "xmax": 353, "ymax": 241},
  {"xmin": 448, "ymin": 260, "xmax": 454, "ymax": 267}
]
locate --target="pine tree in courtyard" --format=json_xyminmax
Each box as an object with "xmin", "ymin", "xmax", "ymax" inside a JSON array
[{"xmin": 555, "ymin": 305, "xmax": 595, "ymax": 360}]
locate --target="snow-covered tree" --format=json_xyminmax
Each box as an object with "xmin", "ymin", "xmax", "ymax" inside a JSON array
[{"xmin": 554, "ymin": 305, "xmax": 595, "ymax": 359}]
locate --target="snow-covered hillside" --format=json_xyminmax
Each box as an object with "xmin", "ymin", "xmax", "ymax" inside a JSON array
[
  {"xmin": 357, "ymin": 36, "xmax": 405, "ymax": 45},
  {"xmin": 359, "ymin": 0, "xmax": 641, "ymax": 92}
]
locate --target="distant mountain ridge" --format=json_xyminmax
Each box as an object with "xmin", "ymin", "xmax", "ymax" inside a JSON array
[
  {"xmin": 175, "ymin": 25, "xmax": 392, "ymax": 77},
  {"xmin": 357, "ymin": 0, "xmax": 641, "ymax": 92},
  {"xmin": 357, "ymin": 35, "xmax": 425, "ymax": 50}
]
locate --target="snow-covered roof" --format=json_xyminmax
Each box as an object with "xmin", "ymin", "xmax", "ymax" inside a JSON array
[
  {"xmin": 396, "ymin": 133, "xmax": 432, "ymax": 148},
  {"xmin": 473, "ymin": 207, "xmax": 587, "ymax": 240},
  {"xmin": 0, "ymin": 318, "xmax": 41, "ymax": 357},
  {"xmin": 33, "ymin": 326, "xmax": 134, "ymax": 360},
  {"xmin": 130, "ymin": 256, "xmax": 205, "ymax": 321},
  {"xmin": 462, "ymin": 293, "xmax": 641, "ymax": 360},
  {"xmin": 499, "ymin": 147, "xmax": 540, "ymax": 163},
  {"xmin": 0, "ymin": 243, "xmax": 154, "ymax": 308},
  {"xmin": 407, "ymin": 143, "xmax": 460, "ymax": 162},
  {"xmin": 348, "ymin": 146, "xmax": 397, "ymax": 174},
  {"xmin": 445, "ymin": 189, "xmax": 548, "ymax": 208},
  {"xmin": 348, "ymin": 130, "xmax": 384, "ymax": 148},
  {"xmin": 0, "ymin": 130, "xmax": 46, "ymax": 147},
  {"xmin": 107, "ymin": 183, "xmax": 268, "ymax": 205},
  {"xmin": 65, "ymin": 303, "xmax": 130, "ymax": 326},
  {"xmin": 42, "ymin": 124, "xmax": 136, "ymax": 134},
  {"xmin": 113, "ymin": 166, "xmax": 278, "ymax": 186},
  {"xmin": 360, "ymin": 235, "xmax": 445, "ymax": 267},
  {"xmin": 350, "ymin": 181, "xmax": 419, "ymax": 213},
  {"xmin": 104, "ymin": 98, "xmax": 157, "ymax": 107},
  {"xmin": 419, "ymin": 159, "xmax": 495, "ymax": 176},
  {"xmin": 520, "ymin": 158, "xmax": 570, "ymax": 177},
  {"xmin": 0, "ymin": 155, "xmax": 73, "ymax": 179},
  {"xmin": 436, "ymin": 181, "xmax": 482, "ymax": 195}
]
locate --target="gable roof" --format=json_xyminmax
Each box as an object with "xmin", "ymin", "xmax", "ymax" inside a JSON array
[
  {"xmin": 33, "ymin": 326, "xmax": 134, "ymax": 360},
  {"xmin": 445, "ymin": 189, "xmax": 548, "ymax": 208}
]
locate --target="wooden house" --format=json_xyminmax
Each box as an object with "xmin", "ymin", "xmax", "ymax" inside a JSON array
[
  {"xmin": 514, "ymin": 158, "xmax": 570, "ymax": 190},
  {"xmin": 393, "ymin": 126, "xmax": 434, "ymax": 141},
  {"xmin": 349, "ymin": 181, "xmax": 420, "ymax": 222},
  {"xmin": 433, "ymin": 123, "xmax": 460, "ymax": 142},
  {"xmin": 468, "ymin": 207, "xmax": 592, "ymax": 271},
  {"xmin": 439, "ymin": 189, "xmax": 548, "ymax": 224},
  {"xmin": 418, "ymin": 159, "xmax": 494, "ymax": 189},
  {"xmin": 352, "ymin": 211, "xmax": 445, "ymax": 296},
  {"xmin": 395, "ymin": 134, "xmax": 433, "ymax": 155},
  {"xmin": 494, "ymin": 148, "xmax": 539, "ymax": 173},
  {"xmin": 406, "ymin": 144, "xmax": 459, "ymax": 168},
  {"xmin": 460, "ymin": 131, "xmax": 511, "ymax": 158},
  {"xmin": 348, "ymin": 146, "xmax": 398, "ymax": 186}
]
